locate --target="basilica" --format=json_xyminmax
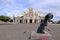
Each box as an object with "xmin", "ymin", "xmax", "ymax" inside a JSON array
[{"xmin": 13, "ymin": 7, "xmax": 45, "ymax": 24}]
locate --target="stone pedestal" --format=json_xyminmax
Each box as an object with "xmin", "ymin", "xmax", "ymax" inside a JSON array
[{"xmin": 30, "ymin": 31, "xmax": 53, "ymax": 40}]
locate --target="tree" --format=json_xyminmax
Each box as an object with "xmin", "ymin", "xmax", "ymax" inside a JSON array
[
  {"xmin": 0, "ymin": 16, "xmax": 11, "ymax": 22},
  {"xmin": 10, "ymin": 19, "xmax": 13, "ymax": 22},
  {"xmin": 57, "ymin": 20, "xmax": 60, "ymax": 24}
]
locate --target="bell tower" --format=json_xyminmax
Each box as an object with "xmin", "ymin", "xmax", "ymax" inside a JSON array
[{"xmin": 29, "ymin": 7, "xmax": 33, "ymax": 13}]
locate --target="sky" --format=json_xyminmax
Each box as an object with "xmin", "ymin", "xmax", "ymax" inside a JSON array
[{"xmin": 0, "ymin": 0, "xmax": 60, "ymax": 22}]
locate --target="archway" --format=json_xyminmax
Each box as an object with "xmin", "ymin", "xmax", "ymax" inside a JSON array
[
  {"xmin": 20, "ymin": 20, "xmax": 22, "ymax": 23},
  {"xmin": 26, "ymin": 20, "xmax": 27, "ymax": 23},
  {"xmin": 29, "ymin": 19, "xmax": 32, "ymax": 23},
  {"xmin": 34, "ymin": 19, "xmax": 38, "ymax": 23},
  {"xmin": 34, "ymin": 20, "xmax": 37, "ymax": 23}
]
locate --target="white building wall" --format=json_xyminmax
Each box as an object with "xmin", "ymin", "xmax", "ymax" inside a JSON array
[{"xmin": 13, "ymin": 7, "xmax": 45, "ymax": 24}]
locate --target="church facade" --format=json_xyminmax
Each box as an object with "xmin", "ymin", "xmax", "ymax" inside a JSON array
[{"xmin": 13, "ymin": 7, "xmax": 45, "ymax": 24}]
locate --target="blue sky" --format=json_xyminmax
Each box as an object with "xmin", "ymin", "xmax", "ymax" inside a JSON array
[{"xmin": 0, "ymin": 0, "xmax": 60, "ymax": 22}]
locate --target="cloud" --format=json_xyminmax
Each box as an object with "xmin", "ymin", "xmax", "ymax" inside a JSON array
[
  {"xmin": 0, "ymin": 0, "xmax": 60, "ymax": 21},
  {"xmin": 0, "ymin": 0, "xmax": 28, "ymax": 17},
  {"xmin": 0, "ymin": 11, "xmax": 4, "ymax": 15},
  {"xmin": 0, "ymin": 11, "xmax": 7, "ymax": 16},
  {"xmin": 28, "ymin": 0, "xmax": 60, "ymax": 21},
  {"xmin": 5, "ymin": 6, "xmax": 27, "ymax": 17},
  {"xmin": 0, "ymin": 0, "xmax": 15, "ymax": 5}
]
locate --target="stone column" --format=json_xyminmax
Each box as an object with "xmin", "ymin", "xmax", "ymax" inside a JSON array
[
  {"xmin": 28, "ymin": 19, "xmax": 29, "ymax": 23},
  {"xmin": 32, "ymin": 19, "xmax": 34, "ymax": 23},
  {"xmin": 23, "ymin": 19, "xmax": 24, "ymax": 23},
  {"xmin": 18, "ymin": 18, "xmax": 20, "ymax": 24}
]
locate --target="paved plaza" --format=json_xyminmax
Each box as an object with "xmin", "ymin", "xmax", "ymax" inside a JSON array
[{"xmin": 0, "ymin": 24, "xmax": 60, "ymax": 40}]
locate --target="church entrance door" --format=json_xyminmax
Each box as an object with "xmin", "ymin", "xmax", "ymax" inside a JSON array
[{"xmin": 30, "ymin": 19, "xmax": 32, "ymax": 23}]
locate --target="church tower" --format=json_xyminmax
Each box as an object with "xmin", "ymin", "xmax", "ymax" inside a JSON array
[{"xmin": 29, "ymin": 7, "xmax": 33, "ymax": 13}]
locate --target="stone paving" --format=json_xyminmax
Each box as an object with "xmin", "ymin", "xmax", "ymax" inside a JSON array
[{"xmin": 0, "ymin": 24, "xmax": 60, "ymax": 40}]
